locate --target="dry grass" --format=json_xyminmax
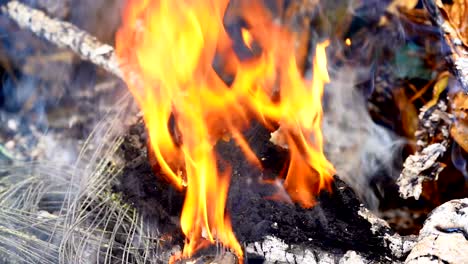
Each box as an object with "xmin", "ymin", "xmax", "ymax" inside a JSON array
[{"xmin": 0, "ymin": 94, "xmax": 163, "ymax": 264}]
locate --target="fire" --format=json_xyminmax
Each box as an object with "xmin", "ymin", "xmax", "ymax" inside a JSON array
[
  {"xmin": 241, "ymin": 28, "xmax": 253, "ymax": 50},
  {"xmin": 116, "ymin": 0, "xmax": 335, "ymax": 261}
]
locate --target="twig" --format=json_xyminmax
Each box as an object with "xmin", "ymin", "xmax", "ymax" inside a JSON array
[
  {"xmin": 422, "ymin": 0, "xmax": 468, "ymax": 92},
  {"xmin": 0, "ymin": 0, "xmax": 123, "ymax": 79}
]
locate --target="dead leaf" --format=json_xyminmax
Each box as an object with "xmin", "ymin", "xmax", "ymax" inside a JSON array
[
  {"xmin": 435, "ymin": 0, "xmax": 468, "ymax": 47},
  {"xmin": 0, "ymin": 44, "xmax": 18, "ymax": 83},
  {"xmin": 409, "ymin": 81, "xmax": 435, "ymax": 104},
  {"xmin": 387, "ymin": 0, "xmax": 419, "ymax": 13},
  {"xmin": 424, "ymin": 71, "xmax": 451, "ymax": 110},
  {"xmin": 380, "ymin": 0, "xmax": 419, "ymax": 25},
  {"xmin": 393, "ymin": 88, "xmax": 419, "ymax": 140},
  {"xmin": 450, "ymin": 92, "xmax": 468, "ymax": 152},
  {"xmin": 398, "ymin": 8, "xmax": 432, "ymax": 26}
]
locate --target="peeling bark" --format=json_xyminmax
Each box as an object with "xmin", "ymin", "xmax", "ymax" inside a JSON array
[
  {"xmin": 397, "ymin": 98, "xmax": 452, "ymax": 200},
  {"xmin": 397, "ymin": 143, "xmax": 446, "ymax": 199}
]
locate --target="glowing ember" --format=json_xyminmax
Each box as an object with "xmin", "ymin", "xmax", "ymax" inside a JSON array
[
  {"xmin": 345, "ymin": 38, "xmax": 352, "ymax": 46},
  {"xmin": 116, "ymin": 0, "xmax": 335, "ymax": 260}
]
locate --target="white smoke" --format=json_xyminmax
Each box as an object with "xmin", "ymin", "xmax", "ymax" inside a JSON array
[{"xmin": 322, "ymin": 66, "xmax": 404, "ymax": 210}]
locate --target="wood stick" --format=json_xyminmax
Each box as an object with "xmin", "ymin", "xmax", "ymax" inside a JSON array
[{"xmin": 0, "ymin": 0, "xmax": 123, "ymax": 79}]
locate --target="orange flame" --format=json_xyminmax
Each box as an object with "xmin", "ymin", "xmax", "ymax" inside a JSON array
[{"xmin": 116, "ymin": 0, "xmax": 335, "ymax": 260}]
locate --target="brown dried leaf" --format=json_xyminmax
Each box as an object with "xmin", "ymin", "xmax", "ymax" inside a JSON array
[
  {"xmin": 398, "ymin": 8, "xmax": 432, "ymax": 26},
  {"xmin": 424, "ymin": 71, "xmax": 450, "ymax": 110},
  {"xmin": 388, "ymin": 0, "xmax": 419, "ymax": 13},
  {"xmin": 380, "ymin": 0, "xmax": 419, "ymax": 26},
  {"xmin": 436, "ymin": 0, "xmax": 468, "ymax": 47},
  {"xmin": 450, "ymin": 92, "xmax": 468, "ymax": 152},
  {"xmin": 393, "ymin": 88, "xmax": 419, "ymax": 140},
  {"xmin": 0, "ymin": 43, "xmax": 17, "ymax": 83}
]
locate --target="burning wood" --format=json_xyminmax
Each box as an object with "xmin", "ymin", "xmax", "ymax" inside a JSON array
[{"xmin": 114, "ymin": 0, "xmax": 337, "ymax": 260}]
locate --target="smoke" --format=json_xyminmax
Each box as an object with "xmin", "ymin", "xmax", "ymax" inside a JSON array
[
  {"xmin": 69, "ymin": 0, "xmax": 125, "ymax": 44},
  {"xmin": 451, "ymin": 143, "xmax": 468, "ymax": 180},
  {"xmin": 322, "ymin": 66, "xmax": 404, "ymax": 210}
]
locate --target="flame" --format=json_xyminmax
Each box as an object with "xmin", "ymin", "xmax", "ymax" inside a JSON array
[
  {"xmin": 345, "ymin": 38, "xmax": 351, "ymax": 46},
  {"xmin": 116, "ymin": 0, "xmax": 335, "ymax": 260},
  {"xmin": 241, "ymin": 28, "xmax": 253, "ymax": 50}
]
